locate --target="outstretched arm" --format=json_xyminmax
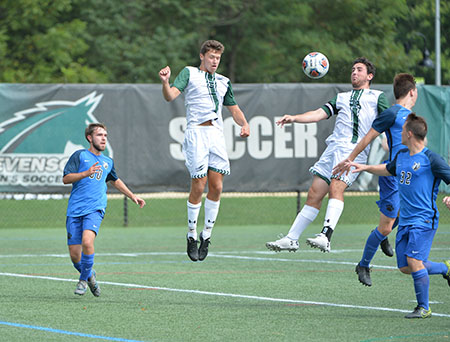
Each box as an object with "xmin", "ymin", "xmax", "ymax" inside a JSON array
[
  {"xmin": 227, "ymin": 104, "xmax": 250, "ymax": 138},
  {"xmin": 276, "ymin": 108, "xmax": 328, "ymax": 128},
  {"xmin": 111, "ymin": 179, "xmax": 146, "ymax": 208},
  {"xmin": 348, "ymin": 161, "xmax": 392, "ymax": 177},
  {"xmin": 159, "ymin": 66, "xmax": 181, "ymax": 102},
  {"xmin": 333, "ymin": 128, "xmax": 381, "ymax": 176}
]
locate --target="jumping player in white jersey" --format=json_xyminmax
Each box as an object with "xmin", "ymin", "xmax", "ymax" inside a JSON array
[
  {"xmin": 159, "ymin": 40, "xmax": 250, "ymax": 262},
  {"xmin": 266, "ymin": 57, "xmax": 389, "ymax": 253}
]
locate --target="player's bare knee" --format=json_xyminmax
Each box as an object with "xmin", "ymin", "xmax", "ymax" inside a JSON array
[
  {"xmin": 378, "ymin": 225, "xmax": 392, "ymax": 236},
  {"xmin": 399, "ymin": 267, "xmax": 411, "ymax": 274}
]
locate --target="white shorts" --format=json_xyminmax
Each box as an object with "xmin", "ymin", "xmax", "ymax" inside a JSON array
[
  {"xmin": 309, "ymin": 143, "xmax": 367, "ymax": 186},
  {"xmin": 183, "ymin": 126, "xmax": 230, "ymax": 179}
]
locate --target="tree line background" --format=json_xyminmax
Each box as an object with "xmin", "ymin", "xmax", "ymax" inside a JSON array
[{"xmin": 0, "ymin": 0, "xmax": 448, "ymax": 85}]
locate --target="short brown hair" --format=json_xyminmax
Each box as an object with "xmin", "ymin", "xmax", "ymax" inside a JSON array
[
  {"xmin": 393, "ymin": 73, "xmax": 416, "ymax": 99},
  {"xmin": 405, "ymin": 113, "xmax": 427, "ymax": 141},
  {"xmin": 200, "ymin": 40, "xmax": 224, "ymax": 55},
  {"xmin": 85, "ymin": 123, "xmax": 107, "ymax": 142}
]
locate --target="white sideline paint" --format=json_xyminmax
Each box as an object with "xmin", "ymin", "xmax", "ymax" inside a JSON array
[
  {"xmin": 0, "ymin": 250, "xmax": 420, "ymax": 270},
  {"xmin": 1, "ymin": 271, "xmax": 450, "ymax": 318},
  {"xmin": 0, "ymin": 251, "xmax": 398, "ymax": 269}
]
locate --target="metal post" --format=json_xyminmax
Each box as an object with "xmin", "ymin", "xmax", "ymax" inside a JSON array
[
  {"xmin": 435, "ymin": 0, "xmax": 441, "ymax": 85},
  {"xmin": 296, "ymin": 190, "xmax": 301, "ymax": 214},
  {"xmin": 123, "ymin": 196, "xmax": 128, "ymax": 227}
]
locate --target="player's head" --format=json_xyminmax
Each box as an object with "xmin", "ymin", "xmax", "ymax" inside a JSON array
[
  {"xmin": 200, "ymin": 40, "xmax": 224, "ymax": 55},
  {"xmin": 351, "ymin": 57, "xmax": 375, "ymax": 87},
  {"xmin": 85, "ymin": 123, "xmax": 108, "ymax": 152},
  {"xmin": 403, "ymin": 113, "xmax": 427, "ymax": 141},
  {"xmin": 199, "ymin": 40, "xmax": 224, "ymax": 74},
  {"xmin": 393, "ymin": 73, "xmax": 417, "ymax": 100}
]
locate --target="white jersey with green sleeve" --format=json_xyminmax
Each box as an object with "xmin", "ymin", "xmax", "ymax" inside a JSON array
[
  {"xmin": 172, "ymin": 66, "xmax": 237, "ymax": 129},
  {"xmin": 322, "ymin": 89, "xmax": 389, "ymax": 158}
]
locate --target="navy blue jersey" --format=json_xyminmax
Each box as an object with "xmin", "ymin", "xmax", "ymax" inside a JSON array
[
  {"xmin": 372, "ymin": 104, "xmax": 410, "ymax": 162},
  {"xmin": 386, "ymin": 147, "xmax": 450, "ymax": 228},
  {"xmin": 63, "ymin": 149, "xmax": 118, "ymax": 217}
]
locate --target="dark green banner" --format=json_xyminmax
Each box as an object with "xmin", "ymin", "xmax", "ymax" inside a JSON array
[{"xmin": 0, "ymin": 83, "xmax": 448, "ymax": 193}]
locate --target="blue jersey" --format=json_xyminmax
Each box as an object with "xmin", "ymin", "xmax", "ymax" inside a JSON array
[
  {"xmin": 372, "ymin": 104, "xmax": 410, "ymax": 162},
  {"xmin": 64, "ymin": 149, "xmax": 118, "ymax": 217},
  {"xmin": 386, "ymin": 147, "xmax": 450, "ymax": 229}
]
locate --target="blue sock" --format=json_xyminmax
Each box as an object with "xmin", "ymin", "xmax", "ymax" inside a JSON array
[
  {"xmin": 412, "ymin": 269, "xmax": 429, "ymax": 310},
  {"xmin": 80, "ymin": 253, "xmax": 94, "ymax": 281},
  {"xmin": 360, "ymin": 228, "xmax": 385, "ymax": 267},
  {"xmin": 423, "ymin": 260, "xmax": 448, "ymax": 275},
  {"xmin": 73, "ymin": 261, "xmax": 82, "ymax": 273}
]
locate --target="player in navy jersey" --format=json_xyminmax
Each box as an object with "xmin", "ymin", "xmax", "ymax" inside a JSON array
[
  {"xmin": 159, "ymin": 40, "xmax": 250, "ymax": 262},
  {"xmin": 63, "ymin": 123, "xmax": 146, "ymax": 296},
  {"xmin": 349, "ymin": 113, "xmax": 450, "ymax": 319},
  {"xmin": 333, "ymin": 73, "xmax": 418, "ymax": 286}
]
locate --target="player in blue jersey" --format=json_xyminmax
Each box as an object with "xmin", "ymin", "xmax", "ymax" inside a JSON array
[
  {"xmin": 333, "ymin": 73, "xmax": 418, "ymax": 286},
  {"xmin": 349, "ymin": 113, "xmax": 450, "ymax": 319},
  {"xmin": 159, "ymin": 40, "xmax": 250, "ymax": 262},
  {"xmin": 63, "ymin": 123, "xmax": 146, "ymax": 296}
]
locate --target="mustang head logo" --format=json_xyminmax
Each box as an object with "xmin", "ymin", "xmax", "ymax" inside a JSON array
[
  {"xmin": 0, "ymin": 92, "xmax": 112, "ymax": 156},
  {"xmin": 0, "ymin": 92, "xmax": 113, "ymax": 189}
]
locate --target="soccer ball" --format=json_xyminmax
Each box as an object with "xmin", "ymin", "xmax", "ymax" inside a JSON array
[{"xmin": 302, "ymin": 52, "xmax": 329, "ymax": 79}]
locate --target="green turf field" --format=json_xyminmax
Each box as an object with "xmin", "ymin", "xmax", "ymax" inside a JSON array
[
  {"xmin": 2, "ymin": 193, "xmax": 450, "ymax": 228},
  {"xmin": 0, "ymin": 221, "xmax": 449, "ymax": 341}
]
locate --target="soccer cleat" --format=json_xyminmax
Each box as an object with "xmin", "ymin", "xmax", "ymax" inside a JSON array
[
  {"xmin": 443, "ymin": 260, "xmax": 450, "ymax": 287},
  {"xmin": 306, "ymin": 233, "xmax": 330, "ymax": 252},
  {"xmin": 198, "ymin": 235, "xmax": 211, "ymax": 261},
  {"xmin": 265, "ymin": 236, "xmax": 299, "ymax": 252},
  {"xmin": 74, "ymin": 280, "xmax": 88, "ymax": 296},
  {"xmin": 87, "ymin": 270, "xmax": 101, "ymax": 297},
  {"xmin": 380, "ymin": 237, "xmax": 394, "ymax": 257},
  {"xmin": 404, "ymin": 306, "xmax": 432, "ymax": 319},
  {"xmin": 186, "ymin": 235, "xmax": 199, "ymax": 262},
  {"xmin": 355, "ymin": 263, "xmax": 372, "ymax": 287}
]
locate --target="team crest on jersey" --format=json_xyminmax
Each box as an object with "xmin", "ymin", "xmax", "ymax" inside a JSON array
[
  {"xmin": 412, "ymin": 162, "xmax": 420, "ymax": 171},
  {"xmin": 103, "ymin": 162, "xmax": 109, "ymax": 169},
  {"xmin": 0, "ymin": 92, "xmax": 113, "ymax": 189}
]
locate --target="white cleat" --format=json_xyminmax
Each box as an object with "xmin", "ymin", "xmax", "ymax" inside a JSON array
[
  {"xmin": 265, "ymin": 236, "xmax": 299, "ymax": 252},
  {"xmin": 306, "ymin": 233, "xmax": 331, "ymax": 252}
]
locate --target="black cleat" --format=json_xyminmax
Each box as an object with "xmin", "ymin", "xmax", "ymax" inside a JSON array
[
  {"xmin": 404, "ymin": 306, "xmax": 431, "ymax": 319},
  {"xmin": 198, "ymin": 235, "xmax": 211, "ymax": 261},
  {"xmin": 186, "ymin": 235, "xmax": 199, "ymax": 261},
  {"xmin": 380, "ymin": 237, "xmax": 394, "ymax": 257},
  {"xmin": 355, "ymin": 263, "xmax": 372, "ymax": 287}
]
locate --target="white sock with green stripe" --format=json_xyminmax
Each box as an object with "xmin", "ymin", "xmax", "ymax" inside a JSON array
[
  {"xmin": 202, "ymin": 198, "xmax": 220, "ymax": 240},
  {"xmin": 321, "ymin": 198, "xmax": 344, "ymax": 239},
  {"xmin": 287, "ymin": 205, "xmax": 319, "ymax": 240},
  {"xmin": 187, "ymin": 201, "xmax": 201, "ymax": 240}
]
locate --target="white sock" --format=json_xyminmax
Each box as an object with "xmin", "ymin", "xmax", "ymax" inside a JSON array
[
  {"xmin": 286, "ymin": 205, "xmax": 320, "ymax": 240},
  {"xmin": 187, "ymin": 201, "xmax": 201, "ymax": 240},
  {"xmin": 202, "ymin": 198, "xmax": 220, "ymax": 240},
  {"xmin": 322, "ymin": 198, "xmax": 344, "ymax": 231}
]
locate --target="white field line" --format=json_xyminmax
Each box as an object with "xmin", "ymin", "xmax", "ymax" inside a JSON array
[
  {"xmin": 0, "ymin": 251, "xmax": 450, "ymax": 317},
  {"xmin": 1, "ymin": 271, "xmax": 449, "ymax": 318},
  {"xmin": 6, "ymin": 249, "xmax": 450, "ymax": 271},
  {"xmin": 0, "ymin": 251, "xmax": 400, "ymax": 269}
]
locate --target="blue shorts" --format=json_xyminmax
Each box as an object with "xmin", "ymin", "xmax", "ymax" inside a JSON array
[
  {"xmin": 66, "ymin": 210, "xmax": 104, "ymax": 245},
  {"xmin": 395, "ymin": 225, "xmax": 436, "ymax": 268},
  {"xmin": 376, "ymin": 173, "xmax": 399, "ymax": 219}
]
